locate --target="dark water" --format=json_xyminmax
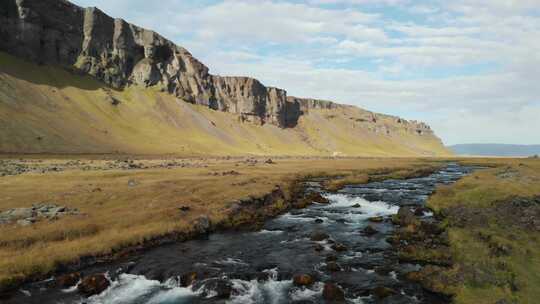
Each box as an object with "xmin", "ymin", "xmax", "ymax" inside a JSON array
[{"xmin": 6, "ymin": 164, "xmax": 474, "ymax": 304}]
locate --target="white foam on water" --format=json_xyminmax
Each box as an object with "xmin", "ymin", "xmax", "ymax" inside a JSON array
[
  {"xmin": 324, "ymin": 194, "xmax": 398, "ymax": 221},
  {"xmin": 257, "ymin": 229, "xmax": 284, "ymax": 234},
  {"xmin": 280, "ymin": 212, "xmax": 313, "ymax": 222},
  {"xmin": 61, "ymin": 280, "xmax": 81, "ymax": 293},
  {"xmin": 227, "ymin": 278, "xmax": 292, "ymax": 304},
  {"xmin": 290, "ymin": 282, "xmax": 323, "ymax": 301},
  {"xmin": 83, "ymin": 274, "xmax": 199, "ymax": 304},
  {"xmin": 214, "ymin": 258, "xmax": 248, "ymax": 266}
]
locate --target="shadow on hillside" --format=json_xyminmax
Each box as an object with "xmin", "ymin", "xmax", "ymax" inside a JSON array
[{"xmin": 0, "ymin": 51, "xmax": 106, "ymax": 91}]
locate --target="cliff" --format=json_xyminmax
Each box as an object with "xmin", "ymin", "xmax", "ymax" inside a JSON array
[{"xmin": 0, "ymin": 0, "xmax": 450, "ymax": 156}]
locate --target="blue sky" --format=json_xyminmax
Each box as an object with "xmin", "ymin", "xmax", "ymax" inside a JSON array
[{"xmin": 71, "ymin": 0, "xmax": 540, "ymax": 145}]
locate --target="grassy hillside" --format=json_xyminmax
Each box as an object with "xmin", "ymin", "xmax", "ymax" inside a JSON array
[{"xmin": 0, "ymin": 52, "xmax": 450, "ymax": 156}]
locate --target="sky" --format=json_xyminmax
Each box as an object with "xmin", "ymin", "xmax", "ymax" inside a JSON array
[{"xmin": 71, "ymin": 0, "xmax": 540, "ymax": 145}]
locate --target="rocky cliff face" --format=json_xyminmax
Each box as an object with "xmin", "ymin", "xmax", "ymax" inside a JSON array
[{"xmin": 0, "ymin": 0, "xmax": 436, "ymax": 136}]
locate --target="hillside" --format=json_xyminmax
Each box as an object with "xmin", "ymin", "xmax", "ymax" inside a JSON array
[
  {"xmin": 449, "ymin": 144, "xmax": 540, "ymax": 157},
  {"xmin": 0, "ymin": 0, "xmax": 450, "ymax": 156}
]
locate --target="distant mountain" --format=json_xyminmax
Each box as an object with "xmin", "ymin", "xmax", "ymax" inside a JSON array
[{"xmin": 449, "ymin": 144, "xmax": 540, "ymax": 157}]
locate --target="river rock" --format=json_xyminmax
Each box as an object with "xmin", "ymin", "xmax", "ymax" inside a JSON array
[
  {"xmin": 56, "ymin": 272, "xmax": 81, "ymax": 288},
  {"xmin": 326, "ymin": 262, "xmax": 342, "ymax": 272},
  {"xmin": 309, "ymin": 193, "xmax": 330, "ymax": 204},
  {"xmin": 310, "ymin": 231, "xmax": 330, "ymax": 241},
  {"xmin": 368, "ymin": 216, "xmax": 384, "ymax": 223},
  {"xmin": 322, "ymin": 283, "xmax": 345, "ymax": 301},
  {"xmin": 179, "ymin": 272, "xmax": 198, "ymax": 287},
  {"xmin": 78, "ymin": 273, "xmax": 110, "ymax": 296},
  {"xmin": 293, "ymin": 274, "xmax": 314, "ymax": 286},
  {"xmin": 396, "ymin": 207, "xmax": 418, "ymax": 226},
  {"xmin": 361, "ymin": 225, "xmax": 378, "ymax": 236},
  {"xmin": 210, "ymin": 279, "xmax": 232, "ymax": 299},
  {"xmin": 331, "ymin": 243, "xmax": 347, "ymax": 252},
  {"xmin": 372, "ymin": 286, "xmax": 397, "ymax": 299},
  {"xmin": 193, "ymin": 216, "xmax": 211, "ymax": 234}
]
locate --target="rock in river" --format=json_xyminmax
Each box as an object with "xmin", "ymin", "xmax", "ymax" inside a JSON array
[
  {"xmin": 78, "ymin": 273, "xmax": 110, "ymax": 296},
  {"xmin": 293, "ymin": 274, "xmax": 314, "ymax": 286},
  {"xmin": 323, "ymin": 283, "xmax": 345, "ymax": 302}
]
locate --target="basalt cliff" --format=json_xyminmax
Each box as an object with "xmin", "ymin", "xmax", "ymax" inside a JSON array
[{"xmin": 0, "ymin": 0, "xmax": 450, "ymax": 156}]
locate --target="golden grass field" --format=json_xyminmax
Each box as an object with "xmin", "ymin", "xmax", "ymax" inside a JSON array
[{"xmin": 0, "ymin": 156, "xmax": 443, "ymax": 291}]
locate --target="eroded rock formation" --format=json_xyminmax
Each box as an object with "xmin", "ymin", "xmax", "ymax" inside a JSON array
[{"xmin": 0, "ymin": 0, "xmax": 436, "ymax": 135}]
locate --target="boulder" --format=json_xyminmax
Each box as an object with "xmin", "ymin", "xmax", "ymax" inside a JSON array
[
  {"xmin": 56, "ymin": 272, "xmax": 81, "ymax": 288},
  {"xmin": 78, "ymin": 273, "xmax": 110, "ymax": 296},
  {"xmin": 212, "ymin": 279, "xmax": 232, "ymax": 299},
  {"xmin": 322, "ymin": 283, "xmax": 345, "ymax": 301},
  {"xmin": 193, "ymin": 216, "xmax": 211, "ymax": 234},
  {"xmin": 179, "ymin": 272, "xmax": 197, "ymax": 287},
  {"xmin": 396, "ymin": 207, "xmax": 418, "ymax": 226},
  {"xmin": 309, "ymin": 193, "xmax": 330, "ymax": 204},
  {"xmin": 293, "ymin": 274, "xmax": 314, "ymax": 286}
]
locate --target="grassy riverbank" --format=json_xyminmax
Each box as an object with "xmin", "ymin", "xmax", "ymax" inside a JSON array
[
  {"xmin": 428, "ymin": 158, "xmax": 540, "ymax": 303},
  {"xmin": 0, "ymin": 156, "xmax": 442, "ymax": 292}
]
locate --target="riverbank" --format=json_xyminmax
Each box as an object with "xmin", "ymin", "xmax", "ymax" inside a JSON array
[
  {"xmin": 405, "ymin": 158, "xmax": 540, "ymax": 303},
  {"xmin": 0, "ymin": 156, "xmax": 443, "ymax": 293}
]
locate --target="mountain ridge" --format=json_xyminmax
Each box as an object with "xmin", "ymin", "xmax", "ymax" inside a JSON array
[{"xmin": 0, "ymin": 0, "xmax": 450, "ymax": 156}]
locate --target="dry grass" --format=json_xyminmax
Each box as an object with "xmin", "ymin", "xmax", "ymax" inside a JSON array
[
  {"xmin": 428, "ymin": 158, "xmax": 540, "ymax": 304},
  {"xmin": 0, "ymin": 156, "xmax": 438, "ymax": 290}
]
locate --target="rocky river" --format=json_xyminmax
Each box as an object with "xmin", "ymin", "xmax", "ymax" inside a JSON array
[{"xmin": 4, "ymin": 164, "xmax": 474, "ymax": 304}]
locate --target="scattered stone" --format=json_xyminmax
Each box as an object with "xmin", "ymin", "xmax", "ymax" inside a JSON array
[
  {"xmin": 293, "ymin": 274, "xmax": 314, "ymax": 286},
  {"xmin": 310, "ymin": 231, "xmax": 330, "ymax": 242},
  {"xmin": 127, "ymin": 179, "xmax": 138, "ymax": 187},
  {"xmin": 0, "ymin": 203, "xmax": 79, "ymax": 226},
  {"xmin": 314, "ymin": 244, "xmax": 325, "ymax": 252},
  {"xmin": 322, "ymin": 283, "xmax": 345, "ymax": 301},
  {"xmin": 265, "ymin": 159, "xmax": 276, "ymax": 164},
  {"xmin": 351, "ymin": 203, "xmax": 361, "ymax": 208},
  {"xmin": 78, "ymin": 273, "xmax": 110, "ymax": 296},
  {"xmin": 314, "ymin": 218, "xmax": 324, "ymax": 224}
]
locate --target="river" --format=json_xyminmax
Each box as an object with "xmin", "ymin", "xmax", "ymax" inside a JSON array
[{"xmin": 6, "ymin": 164, "xmax": 474, "ymax": 304}]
